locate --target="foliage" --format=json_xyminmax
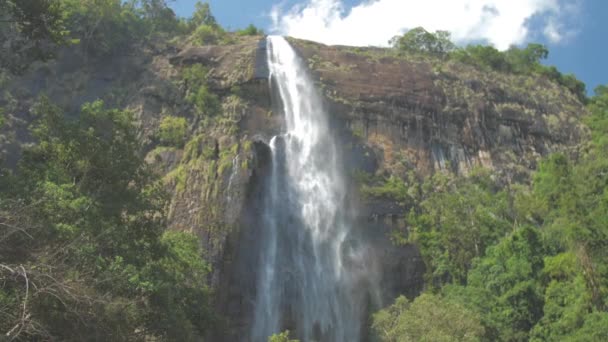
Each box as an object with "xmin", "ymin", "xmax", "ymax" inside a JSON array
[
  {"xmin": 61, "ymin": 0, "xmax": 154, "ymax": 56},
  {"xmin": 450, "ymin": 42, "xmax": 586, "ymax": 102},
  {"xmin": 530, "ymin": 253, "xmax": 590, "ymax": 341},
  {"xmin": 407, "ymin": 168, "xmax": 514, "ymax": 285},
  {"xmin": 0, "ymin": 0, "xmax": 71, "ymax": 73},
  {"xmin": 159, "ymin": 115, "xmax": 188, "ymax": 147},
  {"xmin": 451, "ymin": 45, "xmax": 511, "ymax": 72},
  {"xmin": 236, "ymin": 24, "xmax": 264, "ymax": 36},
  {"xmin": 371, "ymin": 293, "xmax": 484, "ymax": 342},
  {"xmin": 0, "ymin": 98, "xmax": 212, "ymax": 340},
  {"xmin": 359, "ymin": 173, "xmax": 413, "ymax": 203},
  {"xmin": 190, "ymin": 1, "xmax": 217, "ymax": 28},
  {"xmin": 192, "ymin": 23, "xmax": 224, "ymax": 44},
  {"xmin": 585, "ymin": 85, "xmax": 608, "ymax": 147},
  {"xmin": 135, "ymin": 0, "xmax": 182, "ymax": 34},
  {"xmin": 391, "ymin": 27, "xmax": 586, "ymax": 101},
  {"xmin": 374, "ymin": 85, "xmax": 608, "ymax": 342},
  {"xmin": 268, "ymin": 330, "xmax": 300, "ymax": 342},
  {"xmin": 463, "ymin": 226, "xmax": 545, "ymax": 341},
  {"xmin": 0, "ymin": 0, "xmax": 197, "ymax": 68},
  {"xmin": 182, "ymin": 64, "xmax": 221, "ymax": 117},
  {"xmin": 566, "ymin": 312, "xmax": 608, "ymax": 341},
  {"xmin": 390, "ymin": 27, "xmax": 455, "ymax": 56},
  {"xmin": 185, "ymin": 1, "xmax": 230, "ymax": 45}
]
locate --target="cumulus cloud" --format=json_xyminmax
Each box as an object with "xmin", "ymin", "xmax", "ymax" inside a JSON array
[{"xmin": 270, "ymin": 0, "xmax": 578, "ymax": 50}]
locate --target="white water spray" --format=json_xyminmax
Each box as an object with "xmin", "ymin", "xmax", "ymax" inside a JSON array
[{"xmin": 251, "ymin": 36, "xmax": 376, "ymax": 342}]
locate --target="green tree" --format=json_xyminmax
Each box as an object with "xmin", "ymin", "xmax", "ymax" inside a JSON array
[
  {"xmin": 504, "ymin": 43, "xmax": 548, "ymax": 73},
  {"xmin": 181, "ymin": 64, "xmax": 220, "ymax": 117},
  {"xmin": 236, "ymin": 23, "xmax": 263, "ymax": 36},
  {"xmin": 530, "ymin": 252, "xmax": 591, "ymax": 341},
  {"xmin": 408, "ymin": 169, "xmax": 513, "ymax": 285},
  {"xmin": 0, "ymin": 0, "xmax": 71, "ymax": 72},
  {"xmin": 390, "ymin": 27, "xmax": 455, "ymax": 55},
  {"xmin": 372, "ymin": 293, "xmax": 484, "ymax": 342},
  {"xmin": 462, "ymin": 226, "xmax": 545, "ymax": 341},
  {"xmin": 567, "ymin": 312, "xmax": 608, "ymax": 341},
  {"xmin": 451, "ymin": 45, "xmax": 511, "ymax": 72},
  {"xmin": 585, "ymin": 85, "xmax": 608, "ymax": 147},
  {"xmin": 190, "ymin": 1, "xmax": 217, "ymax": 28},
  {"xmin": 1, "ymin": 98, "xmax": 213, "ymax": 340},
  {"xmin": 159, "ymin": 115, "xmax": 188, "ymax": 147}
]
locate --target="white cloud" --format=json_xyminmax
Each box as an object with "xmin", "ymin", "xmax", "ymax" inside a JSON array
[
  {"xmin": 544, "ymin": 19, "xmax": 563, "ymax": 43},
  {"xmin": 270, "ymin": 0, "xmax": 578, "ymax": 50}
]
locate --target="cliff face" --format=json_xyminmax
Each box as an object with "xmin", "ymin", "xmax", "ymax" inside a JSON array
[
  {"xmin": 169, "ymin": 37, "xmax": 587, "ymax": 338},
  {"xmin": 0, "ymin": 36, "xmax": 588, "ymax": 339},
  {"xmin": 290, "ymin": 39, "xmax": 587, "ymax": 179}
]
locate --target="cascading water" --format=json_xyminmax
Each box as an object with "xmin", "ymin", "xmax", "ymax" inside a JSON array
[{"xmin": 251, "ymin": 36, "xmax": 378, "ymax": 342}]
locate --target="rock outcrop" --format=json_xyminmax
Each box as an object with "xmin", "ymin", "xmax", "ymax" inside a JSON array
[{"xmin": 289, "ymin": 39, "xmax": 587, "ymax": 181}]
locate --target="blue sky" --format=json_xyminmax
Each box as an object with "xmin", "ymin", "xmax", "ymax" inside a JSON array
[{"xmin": 170, "ymin": 0, "xmax": 606, "ymax": 94}]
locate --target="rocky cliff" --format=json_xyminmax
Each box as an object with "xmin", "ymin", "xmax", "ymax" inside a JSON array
[{"xmin": 0, "ymin": 35, "xmax": 588, "ymax": 339}]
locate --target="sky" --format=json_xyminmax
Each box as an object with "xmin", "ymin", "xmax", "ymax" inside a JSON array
[{"xmin": 169, "ymin": 0, "xmax": 607, "ymax": 94}]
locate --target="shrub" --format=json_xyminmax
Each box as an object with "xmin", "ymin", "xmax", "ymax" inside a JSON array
[
  {"xmin": 188, "ymin": 86, "xmax": 220, "ymax": 117},
  {"xmin": 192, "ymin": 24, "xmax": 223, "ymax": 44},
  {"xmin": 236, "ymin": 24, "xmax": 263, "ymax": 36},
  {"xmin": 159, "ymin": 116, "xmax": 188, "ymax": 147}
]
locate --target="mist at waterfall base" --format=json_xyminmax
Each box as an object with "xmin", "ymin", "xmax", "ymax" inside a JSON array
[{"xmin": 249, "ymin": 36, "xmax": 381, "ymax": 342}]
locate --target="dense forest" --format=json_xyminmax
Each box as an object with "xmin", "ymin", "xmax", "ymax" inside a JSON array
[{"xmin": 1, "ymin": 1, "xmax": 607, "ymax": 341}]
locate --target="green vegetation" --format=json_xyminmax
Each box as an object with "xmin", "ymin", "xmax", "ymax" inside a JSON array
[
  {"xmin": 372, "ymin": 293, "xmax": 484, "ymax": 342},
  {"xmin": 0, "ymin": 0, "xmax": 71, "ymax": 72},
  {"xmin": 407, "ymin": 169, "xmax": 513, "ymax": 285},
  {"xmin": 181, "ymin": 64, "xmax": 221, "ymax": 117},
  {"xmin": 390, "ymin": 27, "xmax": 455, "ymax": 56},
  {"xmin": 0, "ymin": 0, "xmax": 239, "ymax": 73},
  {"xmin": 236, "ymin": 24, "xmax": 264, "ymax": 36},
  {"xmin": 452, "ymin": 43, "xmax": 586, "ymax": 102},
  {"xmin": 159, "ymin": 115, "xmax": 188, "ymax": 147},
  {"xmin": 192, "ymin": 23, "xmax": 224, "ymax": 44},
  {"xmin": 268, "ymin": 330, "xmax": 300, "ymax": 342},
  {"xmin": 0, "ymin": 98, "xmax": 213, "ymax": 340},
  {"xmin": 390, "ymin": 27, "xmax": 587, "ymax": 102},
  {"xmin": 374, "ymin": 86, "xmax": 608, "ymax": 341},
  {"xmin": 357, "ymin": 171, "xmax": 414, "ymax": 203}
]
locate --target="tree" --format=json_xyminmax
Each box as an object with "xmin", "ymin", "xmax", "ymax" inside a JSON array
[
  {"xmin": 137, "ymin": 0, "xmax": 180, "ymax": 34},
  {"xmin": 390, "ymin": 27, "xmax": 455, "ymax": 55},
  {"xmin": 371, "ymin": 293, "xmax": 484, "ymax": 342},
  {"xmin": 464, "ymin": 226, "xmax": 545, "ymax": 341},
  {"xmin": 505, "ymin": 43, "xmax": 549, "ymax": 73},
  {"xmin": 159, "ymin": 116, "xmax": 188, "ymax": 147},
  {"xmin": 567, "ymin": 312, "xmax": 608, "ymax": 341},
  {"xmin": 0, "ymin": 0, "xmax": 71, "ymax": 72},
  {"xmin": 190, "ymin": 1, "xmax": 217, "ymax": 28},
  {"xmin": 408, "ymin": 169, "xmax": 513, "ymax": 285},
  {"xmin": 530, "ymin": 253, "xmax": 591, "ymax": 341},
  {"xmin": 236, "ymin": 23, "xmax": 263, "ymax": 36},
  {"xmin": 450, "ymin": 45, "xmax": 511, "ymax": 72},
  {"xmin": 1, "ymin": 98, "xmax": 213, "ymax": 340}
]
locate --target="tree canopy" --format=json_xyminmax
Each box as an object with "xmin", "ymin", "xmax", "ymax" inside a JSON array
[{"xmin": 0, "ymin": 99, "xmax": 214, "ymax": 340}]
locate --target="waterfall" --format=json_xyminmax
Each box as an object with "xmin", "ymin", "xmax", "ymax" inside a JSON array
[{"xmin": 251, "ymin": 36, "xmax": 377, "ymax": 342}]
